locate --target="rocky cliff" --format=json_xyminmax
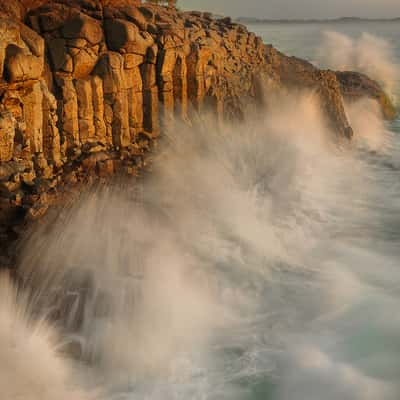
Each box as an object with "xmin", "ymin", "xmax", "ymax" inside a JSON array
[{"xmin": 0, "ymin": 0, "xmax": 396, "ymax": 264}]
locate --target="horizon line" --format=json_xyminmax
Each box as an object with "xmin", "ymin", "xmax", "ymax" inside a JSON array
[{"xmin": 235, "ymin": 16, "xmax": 400, "ymax": 22}]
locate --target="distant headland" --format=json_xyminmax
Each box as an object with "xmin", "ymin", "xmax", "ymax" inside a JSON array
[{"xmin": 236, "ymin": 16, "xmax": 400, "ymax": 24}]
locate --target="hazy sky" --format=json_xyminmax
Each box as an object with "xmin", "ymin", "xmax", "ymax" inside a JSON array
[{"xmin": 181, "ymin": 0, "xmax": 400, "ymax": 19}]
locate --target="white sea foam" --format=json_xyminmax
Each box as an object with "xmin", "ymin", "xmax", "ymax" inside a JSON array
[
  {"xmin": 318, "ymin": 31, "xmax": 399, "ymax": 102},
  {"xmin": 0, "ymin": 273, "xmax": 94, "ymax": 400},
  {"xmin": 2, "ymin": 89, "xmax": 400, "ymax": 399}
]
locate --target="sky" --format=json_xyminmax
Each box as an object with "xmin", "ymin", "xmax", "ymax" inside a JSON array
[{"xmin": 181, "ymin": 0, "xmax": 400, "ymax": 19}]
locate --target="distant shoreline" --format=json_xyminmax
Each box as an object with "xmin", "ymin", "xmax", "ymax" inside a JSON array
[{"xmin": 237, "ymin": 17, "xmax": 400, "ymax": 24}]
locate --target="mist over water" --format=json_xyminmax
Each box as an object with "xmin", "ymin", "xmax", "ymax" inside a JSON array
[
  {"xmin": 2, "ymin": 26, "xmax": 400, "ymax": 400},
  {"xmin": 250, "ymin": 21, "xmax": 400, "ymax": 103},
  {"xmin": 0, "ymin": 273, "xmax": 93, "ymax": 400},
  {"xmin": 318, "ymin": 31, "xmax": 399, "ymax": 101}
]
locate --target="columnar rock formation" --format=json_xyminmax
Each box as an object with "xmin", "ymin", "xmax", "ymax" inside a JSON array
[{"xmin": 0, "ymin": 0, "xmax": 396, "ymax": 244}]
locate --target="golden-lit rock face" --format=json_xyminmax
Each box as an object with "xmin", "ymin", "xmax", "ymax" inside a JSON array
[{"xmin": 0, "ymin": 0, "xmax": 395, "ymax": 233}]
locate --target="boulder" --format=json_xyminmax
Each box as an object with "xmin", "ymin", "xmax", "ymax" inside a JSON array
[
  {"xmin": 62, "ymin": 13, "xmax": 103, "ymax": 45},
  {"xmin": 19, "ymin": 23, "xmax": 45, "ymax": 57},
  {"xmin": 72, "ymin": 48, "xmax": 98, "ymax": 79},
  {"xmin": 104, "ymin": 18, "xmax": 153, "ymax": 55},
  {"xmin": 121, "ymin": 5, "xmax": 148, "ymax": 30},
  {"xmin": 104, "ymin": 4, "xmax": 148, "ymax": 30},
  {"xmin": 105, "ymin": 18, "xmax": 138, "ymax": 52},
  {"xmin": 4, "ymin": 44, "xmax": 43, "ymax": 82}
]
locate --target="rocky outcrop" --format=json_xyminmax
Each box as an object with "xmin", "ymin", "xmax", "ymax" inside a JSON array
[
  {"xmin": 0, "ymin": 0, "xmax": 396, "ymax": 262},
  {"xmin": 336, "ymin": 71, "xmax": 397, "ymax": 120},
  {"xmin": 262, "ymin": 47, "xmax": 355, "ymax": 138}
]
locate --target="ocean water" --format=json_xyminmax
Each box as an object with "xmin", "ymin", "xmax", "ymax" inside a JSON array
[
  {"xmin": 250, "ymin": 21, "xmax": 400, "ymax": 121},
  {"xmin": 248, "ymin": 21, "xmax": 400, "ymax": 63},
  {"xmin": 1, "ymin": 22, "xmax": 400, "ymax": 400}
]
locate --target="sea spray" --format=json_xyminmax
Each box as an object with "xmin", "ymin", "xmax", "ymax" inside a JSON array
[
  {"xmin": 3, "ymin": 90, "xmax": 400, "ymax": 399},
  {"xmin": 0, "ymin": 272, "xmax": 94, "ymax": 400},
  {"xmin": 346, "ymin": 98, "xmax": 393, "ymax": 150},
  {"xmin": 317, "ymin": 31, "xmax": 399, "ymax": 103}
]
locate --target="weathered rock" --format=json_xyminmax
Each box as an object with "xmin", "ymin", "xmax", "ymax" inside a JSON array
[
  {"xmin": 48, "ymin": 38, "xmax": 68, "ymax": 71},
  {"xmin": 336, "ymin": 71, "xmax": 397, "ymax": 120},
  {"xmin": 75, "ymin": 78, "xmax": 95, "ymax": 143},
  {"xmin": 40, "ymin": 80, "xmax": 62, "ymax": 165},
  {"xmin": 56, "ymin": 74, "xmax": 80, "ymax": 152},
  {"xmin": 104, "ymin": 4, "xmax": 148, "ymax": 31},
  {"xmin": 62, "ymin": 13, "xmax": 103, "ymax": 45},
  {"xmin": 38, "ymin": 7, "xmax": 69, "ymax": 32},
  {"xmin": 264, "ymin": 48, "xmax": 354, "ymax": 138},
  {"xmin": 124, "ymin": 53, "xmax": 144, "ymax": 69},
  {"xmin": 91, "ymin": 75, "xmax": 107, "ymax": 143},
  {"xmin": 94, "ymin": 52, "xmax": 130, "ymax": 148},
  {"xmin": 19, "ymin": 23, "xmax": 45, "ymax": 57},
  {"xmin": 0, "ymin": 0, "xmax": 396, "ymax": 241},
  {"xmin": 22, "ymin": 81, "xmax": 44, "ymax": 153},
  {"xmin": 71, "ymin": 47, "xmax": 98, "ymax": 79},
  {"xmin": 121, "ymin": 5, "xmax": 148, "ymax": 30},
  {"xmin": 104, "ymin": 18, "xmax": 153, "ymax": 55},
  {"xmin": 0, "ymin": 112, "xmax": 16, "ymax": 162},
  {"xmin": 4, "ymin": 44, "xmax": 43, "ymax": 82}
]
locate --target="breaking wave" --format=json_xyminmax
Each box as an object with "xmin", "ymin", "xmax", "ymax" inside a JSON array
[
  {"xmin": 317, "ymin": 31, "xmax": 399, "ymax": 102},
  {"xmin": 3, "ymin": 90, "xmax": 400, "ymax": 399}
]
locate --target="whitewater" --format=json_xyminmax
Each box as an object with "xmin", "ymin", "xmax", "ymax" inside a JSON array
[{"xmin": 1, "ymin": 26, "xmax": 400, "ymax": 400}]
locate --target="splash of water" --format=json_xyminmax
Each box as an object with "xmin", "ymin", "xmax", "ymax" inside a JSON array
[
  {"xmin": 3, "ymin": 90, "xmax": 400, "ymax": 399},
  {"xmin": 317, "ymin": 31, "xmax": 399, "ymax": 101},
  {"xmin": 0, "ymin": 272, "xmax": 94, "ymax": 400}
]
